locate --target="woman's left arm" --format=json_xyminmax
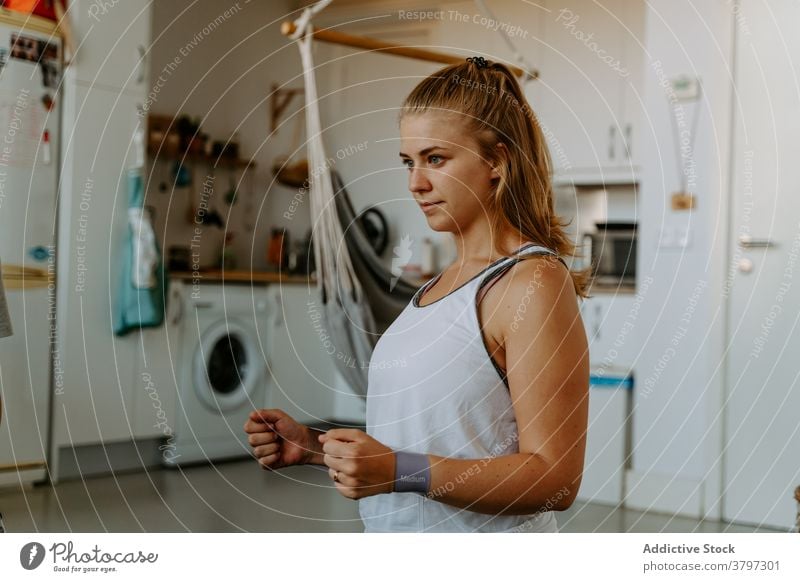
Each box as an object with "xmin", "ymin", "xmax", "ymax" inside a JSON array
[
  {"xmin": 320, "ymin": 258, "xmax": 589, "ymax": 515},
  {"xmin": 423, "ymin": 257, "xmax": 590, "ymax": 515}
]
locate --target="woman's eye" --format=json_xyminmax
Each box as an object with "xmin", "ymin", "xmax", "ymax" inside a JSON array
[
  {"xmin": 402, "ymin": 159, "xmax": 413, "ymax": 169},
  {"xmin": 428, "ymin": 155, "xmax": 442, "ymax": 164}
]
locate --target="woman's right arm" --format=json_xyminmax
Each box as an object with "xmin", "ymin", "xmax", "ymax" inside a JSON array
[{"xmin": 245, "ymin": 409, "xmax": 327, "ymax": 469}]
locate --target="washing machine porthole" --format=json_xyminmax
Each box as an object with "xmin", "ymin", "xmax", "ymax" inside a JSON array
[
  {"xmin": 193, "ymin": 318, "xmax": 264, "ymax": 413},
  {"xmin": 207, "ymin": 334, "xmax": 249, "ymax": 395}
]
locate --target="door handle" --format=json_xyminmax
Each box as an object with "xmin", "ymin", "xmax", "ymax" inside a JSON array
[
  {"xmin": 624, "ymin": 123, "xmax": 632, "ymax": 159},
  {"xmin": 738, "ymin": 235, "xmax": 775, "ymax": 249},
  {"xmin": 608, "ymin": 126, "xmax": 616, "ymax": 161},
  {"xmin": 593, "ymin": 303, "xmax": 602, "ymax": 339},
  {"xmin": 136, "ymin": 45, "xmax": 146, "ymax": 84},
  {"xmin": 170, "ymin": 289, "xmax": 183, "ymax": 325}
]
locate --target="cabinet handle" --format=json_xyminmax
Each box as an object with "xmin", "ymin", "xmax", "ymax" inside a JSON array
[
  {"xmin": 273, "ymin": 293, "xmax": 284, "ymax": 327},
  {"xmin": 625, "ymin": 123, "xmax": 632, "ymax": 159},
  {"xmin": 608, "ymin": 126, "xmax": 616, "ymax": 161},
  {"xmin": 136, "ymin": 45, "xmax": 146, "ymax": 84},
  {"xmin": 170, "ymin": 290, "xmax": 183, "ymax": 325},
  {"xmin": 593, "ymin": 303, "xmax": 602, "ymax": 339}
]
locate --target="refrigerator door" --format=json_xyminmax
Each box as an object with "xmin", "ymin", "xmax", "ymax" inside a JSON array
[
  {"xmin": 0, "ymin": 21, "xmax": 60, "ymax": 485},
  {"xmin": 0, "ymin": 21, "xmax": 61, "ymax": 270},
  {"xmin": 0, "ymin": 277, "xmax": 50, "ymax": 485}
]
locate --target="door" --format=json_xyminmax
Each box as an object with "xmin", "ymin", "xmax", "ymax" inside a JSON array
[{"xmin": 724, "ymin": 0, "xmax": 800, "ymax": 530}]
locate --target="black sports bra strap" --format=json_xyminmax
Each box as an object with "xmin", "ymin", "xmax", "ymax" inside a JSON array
[{"xmin": 476, "ymin": 247, "xmax": 563, "ymax": 304}]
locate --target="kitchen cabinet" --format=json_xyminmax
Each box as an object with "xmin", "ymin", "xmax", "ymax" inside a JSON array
[
  {"xmin": 580, "ymin": 292, "xmax": 638, "ymax": 371},
  {"xmin": 534, "ymin": 0, "xmax": 644, "ymax": 184},
  {"xmin": 66, "ymin": 0, "xmax": 152, "ymax": 94},
  {"xmin": 130, "ymin": 282, "xmax": 183, "ymax": 440},
  {"xmin": 578, "ymin": 374, "xmax": 633, "ymax": 506},
  {"xmin": 265, "ymin": 286, "xmax": 348, "ymax": 427}
]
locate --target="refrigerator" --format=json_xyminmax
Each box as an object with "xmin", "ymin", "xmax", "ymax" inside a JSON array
[{"xmin": 0, "ymin": 14, "xmax": 61, "ymax": 486}]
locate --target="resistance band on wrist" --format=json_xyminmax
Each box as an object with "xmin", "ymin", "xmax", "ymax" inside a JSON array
[{"xmin": 393, "ymin": 451, "xmax": 431, "ymax": 494}]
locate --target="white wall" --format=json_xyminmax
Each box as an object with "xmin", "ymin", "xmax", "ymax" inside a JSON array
[
  {"xmin": 146, "ymin": 0, "xmax": 308, "ymax": 271},
  {"xmin": 628, "ymin": 0, "xmax": 735, "ymax": 519}
]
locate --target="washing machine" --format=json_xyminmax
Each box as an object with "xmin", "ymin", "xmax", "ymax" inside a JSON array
[{"xmin": 164, "ymin": 283, "xmax": 273, "ymax": 466}]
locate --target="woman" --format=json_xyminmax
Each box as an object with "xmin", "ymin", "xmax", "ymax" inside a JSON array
[{"xmin": 244, "ymin": 57, "xmax": 590, "ymax": 533}]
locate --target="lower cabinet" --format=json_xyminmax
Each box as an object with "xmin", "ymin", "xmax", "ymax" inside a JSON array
[
  {"xmin": 265, "ymin": 285, "xmax": 363, "ymax": 426},
  {"xmin": 577, "ymin": 374, "xmax": 633, "ymax": 506},
  {"xmin": 130, "ymin": 281, "xmax": 183, "ymax": 440},
  {"xmin": 577, "ymin": 292, "xmax": 638, "ymax": 505}
]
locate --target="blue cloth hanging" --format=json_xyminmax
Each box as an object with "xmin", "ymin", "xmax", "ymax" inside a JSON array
[{"xmin": 113, "ymin": 168, "xmax": 168, "ymax": 336}]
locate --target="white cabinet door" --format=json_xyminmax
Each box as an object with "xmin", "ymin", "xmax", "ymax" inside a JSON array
[
  {"xmin": 619, "ymin": 0, "xmax": 645, "ymax": 173},
  {"xmin": 54, "ymin": 84, "xmax": 144, "ymax": 448},
  {"xmin": 581, "ymin": 293, "xmax": 637, "ymax": 371},
  {"xmin": 130, "ymin": 281, "xmax": 183, "ymax": 439},
  {"xmin": 537, "ymin": 0, "xmax": 644, "ymax": 178},
  {"xmin": 265, "ymin": 286, "xmax": 340, "ymax": 427},
  {"xmin": 578, "ymin": 383, "xmax": 631, "ymax": 505},
  {"xmin": 67, "ymin": 0, "xmax": 151, "ymax": 94}
]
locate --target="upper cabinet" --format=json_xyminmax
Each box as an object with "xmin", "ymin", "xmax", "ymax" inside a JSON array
[
  {"xmin": 532, "ymin": 0, "xmax": 645, "ymax": 185},
  {"xmin": 65, "ymin": 0, "xmax": 152, "ymax": 95}
]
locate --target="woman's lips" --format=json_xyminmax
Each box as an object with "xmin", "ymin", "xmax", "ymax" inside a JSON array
[{"xmin": 419, "ymin": 201, "xmax": 444, "ymax": 213}]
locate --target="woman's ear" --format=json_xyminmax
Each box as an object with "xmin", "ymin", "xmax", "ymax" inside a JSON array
[{"xmin": 490, "ymin": 142, "xmax": 508, "ymax": 182}]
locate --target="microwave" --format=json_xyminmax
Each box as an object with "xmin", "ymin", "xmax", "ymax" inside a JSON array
[{"xmin": 582, "ymin": 222, "xmax": 637, "ymax": 286}]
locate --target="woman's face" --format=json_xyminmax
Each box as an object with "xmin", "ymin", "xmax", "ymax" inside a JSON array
[{"xmin": 399, "ymin": 112, "xmax": 501, "ymax": 233}]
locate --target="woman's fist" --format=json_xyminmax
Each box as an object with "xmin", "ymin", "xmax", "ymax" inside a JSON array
[{"xmin": 243, "ymin": 409, "xmax": 318, "ymax": 470}]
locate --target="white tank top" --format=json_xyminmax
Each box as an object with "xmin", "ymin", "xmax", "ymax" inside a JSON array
[{"xmin": 359, "ymin": 243, "xmax": 566, "ymax": 532}]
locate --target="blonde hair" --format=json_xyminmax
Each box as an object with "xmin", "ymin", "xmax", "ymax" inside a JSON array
[{"xmin": 400, "ymin": 59, "xmax": 591, "ymax": 299}]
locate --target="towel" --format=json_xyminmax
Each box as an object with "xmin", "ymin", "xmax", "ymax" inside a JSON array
[{"xmin": 113, "ymin": 168, "xmax": 167, "ymax": 336}]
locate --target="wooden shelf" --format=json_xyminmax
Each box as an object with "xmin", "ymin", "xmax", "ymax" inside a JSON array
[
  {"xmin": 147, "ymin": 146, "xmax": 254, "ymax": 169},
  {"xmin": 169, "ymin": 270, "xmax": 314, "ymax": 285}
]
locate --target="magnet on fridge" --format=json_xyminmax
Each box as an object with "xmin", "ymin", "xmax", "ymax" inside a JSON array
[
  {"xmin": 42, "ymin": 94, "xmax": 55, "ymax": 111},
  {"xmin": 42, "ymin": 130, "xmax": 51, "ymax": 165},
  {"xmin": 29, "ymin": 246, "xmax": 51, "ymax": 262}
]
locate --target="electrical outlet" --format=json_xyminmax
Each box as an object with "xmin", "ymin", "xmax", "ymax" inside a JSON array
[{"xmin": 671, "ymin": 75, "xmax": 701, "ymax": 101}]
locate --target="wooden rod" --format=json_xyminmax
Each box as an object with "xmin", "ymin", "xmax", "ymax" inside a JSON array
[{"xmin": 281, "ymin": 21, "xmax": 533, "ymax": 79}]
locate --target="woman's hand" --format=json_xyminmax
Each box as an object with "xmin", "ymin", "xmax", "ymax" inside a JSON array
[
  {"xmin": 318, "ymin": 429, "xmax": 396, "ymax": 499},
  {"xmin": 244, "ymin": 409, "xmax": 319, "ymax": 469}
]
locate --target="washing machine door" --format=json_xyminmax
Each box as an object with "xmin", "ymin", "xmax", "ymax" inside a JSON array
[{"xmin": 193, "ymin": 318, "xmax": 264, "ymax": 412}]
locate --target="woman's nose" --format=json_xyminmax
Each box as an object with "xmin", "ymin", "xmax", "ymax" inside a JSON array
[{"xmin": 408, "ymin": 168, "xmax": 431, "ymax": 193}]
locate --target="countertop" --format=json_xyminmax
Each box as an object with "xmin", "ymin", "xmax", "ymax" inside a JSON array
[
  {"xmin": 169, "ymin": 269, "xmax": 436, "ymax": 287},
  {"xmin": 169, "ymin": 270, "xmax": 315, "ymax": 285}
]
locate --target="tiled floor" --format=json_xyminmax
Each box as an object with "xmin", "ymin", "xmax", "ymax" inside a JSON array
[{"xmin": 0, "ymin": 460, "xmax": 781, "ymax": 533}]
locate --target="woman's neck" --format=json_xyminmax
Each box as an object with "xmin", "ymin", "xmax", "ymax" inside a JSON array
[{"xmin": 450, "ymin": 230, "xmax": 528, "ymax": 265}]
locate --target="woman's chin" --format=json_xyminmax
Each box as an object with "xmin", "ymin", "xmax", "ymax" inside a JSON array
[{"xmin": 424, "ymin": 217, "xmax": 454, "ymax": 232}]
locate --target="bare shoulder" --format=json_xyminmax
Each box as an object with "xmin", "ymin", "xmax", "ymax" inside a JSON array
[
  {"xmin": 499, "ymin": 254, "xmax": 575, "ymax": 305},
  {"xmin": 484, "ymin": 255, "xmax": 580, "ymax": 339}
]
